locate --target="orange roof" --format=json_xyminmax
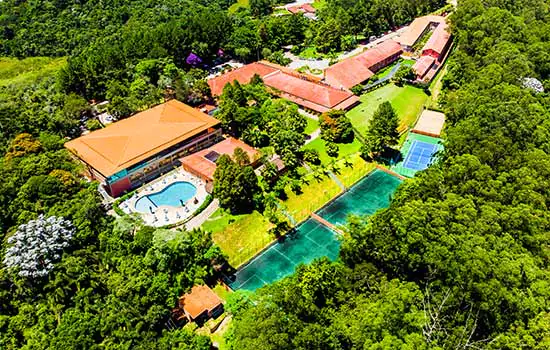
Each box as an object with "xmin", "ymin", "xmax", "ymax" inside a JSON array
[
  {"xmin": 208, "ymin": 63, "xmax": 278, "ymax": 96},
  {"xmin": 288, "ymin": 4, "xmax": 315, "ymax": 14},
  {"xmin": 181, "ymin": 137, "xmax": 258, "ymax": 181},
  {"xmin": 422, "ymin": 22, "xmax": 451, "ymax": 57},
  {"xmin": 208, "ymin": 61, "xmax": 357, "ymax": 113},
  {"xmin": 179, "ymin": 285, "xmax": 222, "ymax": 320},
  {"xmin": 413, "ymin": 56, "xmax": 435, "ymax": 78},
  {"xmin": 65, "ymin": 100, "xmax": 220, "ymax": 177},
  {"xmin": 324, "ymin": 40, "xmax": 402, "ymax": 89},
  {"xmin": 263, "ymin": 71, "xmax": 358, "ymax": 113},
  {"xmin": 396, "ymin": 15, "xmax": 446, "ymax": 47}
]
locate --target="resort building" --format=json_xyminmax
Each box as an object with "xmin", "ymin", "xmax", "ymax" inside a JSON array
[
  {"xmin": 396, "ymin": 15, "xmax": 447, "ymax": 52},
  {"xmin": 287, "ymin": 4, "xmax": 316, "ymax": 19},
  {"xmin": 181, "ymin": 137, "xmax": 260, "ymax": 192},
  {"xmin": 412, "ymin": 55, "xmax": 436, "ymax": 81},
  {"xmin": 177, "ymin": 285, "xmax": 223, "ymax": 324},
  {"xmin": 421, "ymin": 21, "xmax": 452, "ymax": 61},
  {"xmin": 65, "ymin": 99, "xmax": 222, "ymax": 197},
  {"xmin": 397, "ymin": 15, "xmax": 452, "ymax": 82},
  {"xmin": 323, "ymin": 40, "xmax": 403, "ymax": 90},
  {"xmin": 208, "ymin": 61, "xmax": 359, "ymax": 114}
]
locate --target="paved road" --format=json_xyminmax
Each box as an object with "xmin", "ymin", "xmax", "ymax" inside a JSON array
[
  {"xmin": 184, "ymin": 198, "xmax": 219, "ymax": 231},
  {"xmin": 285, "ymin": 26, "xmax": 408, "ymax": 71}
]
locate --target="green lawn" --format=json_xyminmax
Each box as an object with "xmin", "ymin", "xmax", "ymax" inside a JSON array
[
  {"xmin": 312, "ymin": 0, "xmax": 326, "ymax": 9},
  {"xmin": 0, "ymin": 57, "xmax": 66, "ymax": 87},
  {"xmin": 333, "ymin": 153, "xmax": 376, "ymax": 188},
  {"xmin": 303, "ymin": 137, "xmax": 363, "ymax": 165},
  {"xmin": 280, "ymin": 172, "xmax": 342, "ymax": 222},
  {"xmin": 202, "ymin": 209, "xmax": 273, "ymax": 267},
  {"xmin": 228, "ymin": 0, "xmax": 249, "ymax": 13},
  {"xmin": 304, "ymin": 118, "xmax": 319, "ymax": 135},
  {"xmin": 346, "ymin": 83, "xmax": 428, "ymax": 135}
]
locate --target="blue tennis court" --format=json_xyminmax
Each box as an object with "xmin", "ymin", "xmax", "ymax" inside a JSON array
[{"xmin": 402, "ymin": 140, "xmax": 438, "ymax": 171}]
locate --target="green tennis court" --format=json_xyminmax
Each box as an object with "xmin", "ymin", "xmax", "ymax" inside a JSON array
[
  {"xmin": 316, "ymin": 169, "xmax": 402, "ymax": 226},
  {"xmin": 227, "ymin": 218, "xmax": 339, "ymax": 291}
]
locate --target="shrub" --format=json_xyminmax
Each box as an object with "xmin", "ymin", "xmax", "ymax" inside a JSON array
[
  {"xmin": 351, "ymin": 84, "xmax": 364, "ymax": 96},
  {"xmin": 326, "ymin": 142, "xmax": 339, "ymax": 158},
  {"xmin": 303, "ymin": 149, "xmax": 321, "ymax": 165}
]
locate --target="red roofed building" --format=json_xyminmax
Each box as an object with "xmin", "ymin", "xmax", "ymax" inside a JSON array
[
  {"xmin": 208, "ymin": 62, "xmax": 279, "ymax": 97},
  {"xmin": 181, "ymin": 137, "xmax": 259, "ymax": 192},
  {"xmin": 287, "ymin": 3, "xmax": 315, "ymax": 14},
  {"xmin": 413, "ymin": 56, "xmax": 436, "ymax": 81},
  {"xmin": 396, "ymin": 15, "xmax": 446, "ymax": 51},
  {"xmin": 177, "ymin": 285, "xmax": 223, "ymax": 323},
  {"xmin": 208, "ymin": 61, "xmax": 359, "ymax": 114},
  {"xmin": 263, "ymin": 70, "xmax": 359, "ymax": 113},
  {"xmin": 323, "ymin": 40, "xmax": 402, "ymax": 90},
  {"xmin": 421, "ymin": 22, "xmax": 452, "ymax": 61}
]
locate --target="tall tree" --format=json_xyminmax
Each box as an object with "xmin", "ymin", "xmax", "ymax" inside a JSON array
[{"xmin": 362, "ymin": 101, "xmax": 399, "ymax": 157}]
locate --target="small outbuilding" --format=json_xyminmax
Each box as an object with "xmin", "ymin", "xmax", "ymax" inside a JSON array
[
  {"xmin": 178, "ymin": 285, "xmax": 224, "ymax": 324},
  {"xmin": 412, "ymin": 110, "xmax": 446, "ymax": 138}
]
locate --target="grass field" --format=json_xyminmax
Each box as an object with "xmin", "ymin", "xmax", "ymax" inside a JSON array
[
  {"xmin": 0, "ymin": 57, "xmax": 66, "ymax": 87},
  {"xmin": 228, "ymin": 0, "xmax": 249, "ymax": 13},
  {"xmin": 280, "ymin": 172, "xmax": 342, "ymax": 222},
  {"xmin": 304, "ymin": 117, "xmax": 319, "ymax": 135},
  {"xmin": 202, "ymin": 209, "xmax": 273, "ymax": 267},
  {"xmin": 346, "ymin": 83, "xmax": 428, "ymax": 135},
  {"xmin": 303, "ymin": 137, "xmax": 363, "ymax": 165},
  {"xmin": 333, "ymin": 153, "xmax": 376, "ymax": 188}
]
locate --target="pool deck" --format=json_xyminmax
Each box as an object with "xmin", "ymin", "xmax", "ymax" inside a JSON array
[{"xmin": 120, "ymin": 169, "xmax": 209, "ymax": 227}]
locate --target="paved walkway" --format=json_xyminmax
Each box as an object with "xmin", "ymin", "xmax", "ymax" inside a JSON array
[
  {"xmin": 305, "ymin": 128, "xmax": 321, "ymax": 144},
  {"xmin": 185, "ymin": 198, "xmax": 219, "ymax": 231},
  {"xmin": 327, "ymin": 169, "xmax": 346, "ymax": 191},
  {"xmin": 363, "ymin": 61, "xmax": 402, "ymax": 90},
  {"xmin": 298, "ymin": 108, "xmax": 319, "ymax": 120}
]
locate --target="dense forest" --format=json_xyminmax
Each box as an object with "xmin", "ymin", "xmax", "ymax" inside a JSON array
[
  {"xmin": 1, "ymin": 0, "xmax": 548, "ymax": 349},
  {"xmin": 226, "ymin": 0, "xmax": 550, "ymax": 349}
]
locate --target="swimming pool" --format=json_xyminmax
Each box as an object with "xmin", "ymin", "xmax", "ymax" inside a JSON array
[{"xmin": 134, "ymin": 181, "xmax": 197, "ymax": 213}]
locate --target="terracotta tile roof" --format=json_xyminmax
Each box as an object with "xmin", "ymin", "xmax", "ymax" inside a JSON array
[
  {"xmin": 64, "ymin": 100, "xmax": 220, "ymax": 177},
  {"xmin": 412, "ymin": 109, "xmax": 446, "ymax": 137},
  {"xmin": 208, "ymin": 61, "xmax": 357, "ymax": 113},
  {"xmin": 263, "ymin": 70, "xmax": 359, "ymax": 113},
  {"xmin": 179, "ymin": 285, "xmax": 222, "ymax": 320},
  {"xmin": 181, "ymin": 137, "xmax": 258, "ymax": 181},
  {"xmin": 422, "ymin": 21, "xmax": 451, "ymax": 57},
  {"xmin": 396, "ymin": 15, "xmax": 446, "ymax": 47},
  {"xmin": 324, "ymin": 40, "xmax": 402, "ymax": 89},
  {"xmin": 208, "ymin": 63, "xmax": 278, "ymax": 96},
  {"xmin": 288, "ymin": 3, "xmax": 315, "ymax": 14},
  {"xmin": 413, "ymin": 56, "xmax": 436, "ymax": 78}
]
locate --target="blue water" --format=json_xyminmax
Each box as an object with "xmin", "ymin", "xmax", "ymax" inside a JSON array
[{"xmin": 134, "ymin": 181, "xmax": 197, "ymax": 213}]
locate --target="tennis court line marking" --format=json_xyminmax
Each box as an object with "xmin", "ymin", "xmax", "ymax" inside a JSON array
[
  {"xmin": 272, "ymin": 247, "xmax": 300, "ymax": 266},
  {"xmin": 236, "ymin": 274, "xmax": 268, "ymax": 290}
]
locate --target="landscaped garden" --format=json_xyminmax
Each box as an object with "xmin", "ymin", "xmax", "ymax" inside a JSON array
[
  {"xmin": 333, "ymin": 153, "xmax": 376, "ymax": 188},
  {"xmin": 303, "ymin": 137, "xmax": 362, "ymax": 165},
  {"xmin": 346, "ymin": 83, "xmax": 428, "ymax": 135},
  {"xmin": 202, "ymin": 209, "xmax": 273, "ymax": 267},
  {"xmin": 279, "ymin": 171, "xmax": 342, "ymax": 222}
]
